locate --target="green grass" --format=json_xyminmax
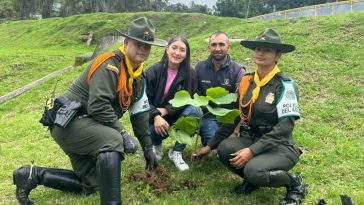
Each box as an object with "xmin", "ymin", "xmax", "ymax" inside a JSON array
[{"xmin": 1, "ymin": 12, "xmax": 363, "ymax": 205}]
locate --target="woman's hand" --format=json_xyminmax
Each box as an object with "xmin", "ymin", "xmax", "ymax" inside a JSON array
[
  {"xmin": 154, "ymin": 115, "xmax": 169, "ymax": 136},
  {"xmin": 192, "ymin": 146, "xmax": 211, "ymax": 162},
  {"xmin": 229, "ymin": 148, "xmax": 253, "ymax": 169}
]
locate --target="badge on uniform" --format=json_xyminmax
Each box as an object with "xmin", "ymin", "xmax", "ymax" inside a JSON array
[{"xmin": 265, "ymin": 92, "xmax": 274, "ymax": 104}]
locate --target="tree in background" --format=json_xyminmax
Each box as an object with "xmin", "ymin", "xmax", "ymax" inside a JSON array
[
  {"xmin": 13, "ymin": 0, "xmax": 38, "ymax": 19},
  {"xmin": 214, "ymin": 0, "xmax": 245, "ymax": 17},
  {"xmin": 189, "ymin": 1, "xmax": 211, "ymax": 14},
  {"xmin": 2, "ymin": 0, "xmax": 349, "ymax": 20},
  {"xmin": 41, "ymin": 0, "xmax": 54, "ymax": 18},
  {"xmin": 59, "ymin": 0, "xmax": 81, "ymax": 17},
  {"xmin": 3, "ymin": 0, "xmax": 210, "ymax": 19},
  {"xmin": 243, "ymin": 0, "xmax": 269, "ymax": 18},
  {"xmin": 153, "ymin": 0, "xmax": 167, "ymax": 11},
  {"xmin": 82, "ymin": 0, "xmax": 107, "ymax": 13},
  {"xmin": 0, "ymin": 0, "xmax": 16, "ymax": 19},
  {"xmin": 104, "ymin": 0, "xmax": 127, "ymax": 12},
  {"xmin": 165, "ymin": 3, "xmax": 189, "ymax": 12}
]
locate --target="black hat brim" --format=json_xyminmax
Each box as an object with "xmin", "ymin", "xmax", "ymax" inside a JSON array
[
  {"xmin": 116, "ymin": 29, "xmax": 167, "ymax": 47},
  {"xmin": 240, "ymin": 40, "xmax": 295, "ymax": 53}
]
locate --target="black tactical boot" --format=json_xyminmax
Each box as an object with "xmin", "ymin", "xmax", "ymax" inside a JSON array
[
  {"xmin": 267, "ymin": 170, "xmax": 306, "ymax": 205},
  {"xmin": 13, "ymin": 164, "xmax": 85, "ymax": 205},
  {"xmin": 233, "ymin": 180, "xmax": 259, "ymax": 195},
  {"xmin": 13, "ymin": 165, "xmax": 39, "ymax": 205},
  {"xmin": 97, "ymin": 152, "xmax": 122, "ymax": 205},
  {"xmin": 281, "ymin": 174, "xmax": 307, "ymax": 205}
]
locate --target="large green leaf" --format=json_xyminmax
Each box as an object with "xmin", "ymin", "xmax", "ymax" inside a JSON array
[
  {"xmin": 191, "ymin": 93, "xmax": 209, "ymax": 107},
  {"xmin": 206, "ymin": 87, "xmax": 238, "ymax": 104},
  {"xmin": 216, "ymin": 109, "xmax": 240, "ymax": 124},
  {"xmin": 169, "ymin": 90, "xmax": 191, "ymax": 107},
  {"xmin": 206, "ymin": 105, "xmax": 232, "ymax": 116},
  {"xmin": 169, "ymin": 127, "xmax": 193, "ymax": 145},
  {"xmin": 206, "ymin": 105, "xmax": 239, "ymax": 124},
  {"xmin": 169, "ymin": 90, "xmax": 209, "ymax": 107},
  {"xmin": 174, "ymin": 116, "xmax": 198, "ymax": 135}
]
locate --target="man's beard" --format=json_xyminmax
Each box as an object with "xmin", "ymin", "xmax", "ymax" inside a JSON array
[{"xmin": 211, "ymin": 53, "xmax": 227, "ymax": 61}]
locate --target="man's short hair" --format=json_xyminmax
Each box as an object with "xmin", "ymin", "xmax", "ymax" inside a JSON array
[{"xmin": 209, "ymin": 31, "xmax": 229, "ymax": 44}]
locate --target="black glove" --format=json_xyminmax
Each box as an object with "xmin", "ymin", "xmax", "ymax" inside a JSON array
[
  {"xmin": 120, "ymin": 130, "xmax": 138, "ymax": 154},
  {"xmin": 143, "ymin": 147, "xmax": 158, "ymax": 170}
]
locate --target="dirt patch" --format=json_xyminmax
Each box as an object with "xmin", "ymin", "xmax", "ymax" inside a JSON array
[
  {"xmin": 128, "ymin": 166, "xmax": 197, "ymax": 194},
  {"xmin": 129, "ymin": 166, "xmax": 171, "ymax": 194}
]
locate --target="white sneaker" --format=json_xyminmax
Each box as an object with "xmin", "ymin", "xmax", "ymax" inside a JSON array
[
  {"xmin": 153, "ymin": 144, "xmax": 163, "ymax": 161},
  {"xmin": 168, "ymin": 149, "xmax": 189, "ymax": 171}
]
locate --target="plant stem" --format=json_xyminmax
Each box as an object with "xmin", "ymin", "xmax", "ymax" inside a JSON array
[{"xmin": 188, "ymin": 112, "xmax": 204, "ymax": 182}]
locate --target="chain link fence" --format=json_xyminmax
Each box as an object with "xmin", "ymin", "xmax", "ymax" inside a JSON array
[{"xmin": 251, "ymin": 0, "xmax": 364, "ymax": 21}]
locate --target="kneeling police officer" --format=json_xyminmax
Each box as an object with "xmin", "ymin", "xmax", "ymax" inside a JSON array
[{"xmin": 13, "ymin": 17, "xmax": 167, "ymax": 205}]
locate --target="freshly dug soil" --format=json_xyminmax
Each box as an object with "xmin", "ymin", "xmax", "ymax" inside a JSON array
[
  {"xmin": 128, "ymin": 166, "xmax": 197, "ymax": 194},
  {"xmin": 129, "ymin": 166, "xmax": 171, "ymax": 194}
]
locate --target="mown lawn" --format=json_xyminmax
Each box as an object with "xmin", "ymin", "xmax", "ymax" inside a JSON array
[{"xmin": 0, "ymin": 12, "xmax": 363, "ymax": 205}]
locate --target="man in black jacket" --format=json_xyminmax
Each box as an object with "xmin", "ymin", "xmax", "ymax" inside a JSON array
[{"xmin": 195, "ymin": 31, "xmax": 246, "ymax": 146}]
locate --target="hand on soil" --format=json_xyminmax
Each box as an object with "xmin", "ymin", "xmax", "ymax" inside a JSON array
[{"xmin": 192, "ymin": 146, "xmax": 211, "ymax": 162}]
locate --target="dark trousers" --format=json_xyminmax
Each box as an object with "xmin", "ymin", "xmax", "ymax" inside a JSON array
[
  {"xmin": 217, "ymin": 135, "xmax": 300, "ymax": 187},
  {"xmin": 51, "ymin": 116, "xmax": 124, "ymax": 191}
]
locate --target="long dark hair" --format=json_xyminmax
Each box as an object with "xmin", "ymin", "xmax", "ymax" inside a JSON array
[{"xmin": 160, "ymin": 35, "xmax": 193, "ymax": 94}]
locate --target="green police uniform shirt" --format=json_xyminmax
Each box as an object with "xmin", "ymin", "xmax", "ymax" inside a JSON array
[
  {"xmin": 63, "ymin": 55, "xmax": 152, "ymax": 149},
  {"xmin": 208, "ymin": 72, "xmax": 300, "ymax": 156}
]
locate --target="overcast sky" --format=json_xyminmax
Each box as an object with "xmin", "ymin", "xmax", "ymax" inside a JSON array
[{"xmin": 168, "ymin": 0, "xmax": 217, "ymax": 9}]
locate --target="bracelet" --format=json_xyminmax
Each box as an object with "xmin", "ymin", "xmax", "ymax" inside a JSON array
[{"xmin": 151, "ymin": 109, "xmax": 161, "ymax": 118}]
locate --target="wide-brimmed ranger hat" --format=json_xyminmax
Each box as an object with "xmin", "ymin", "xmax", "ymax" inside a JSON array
[
  {"xmin": 240, "ymin": 28, "xmax": 295, "ymax": 53},
  {"xmin": 116, "ymin": 17, "xmax": 167, "ymax": 47}
]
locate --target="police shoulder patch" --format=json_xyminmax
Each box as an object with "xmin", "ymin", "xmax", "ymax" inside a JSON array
[
  {"xmin": 105, "ymin": 64, "xmax": 119, "ymax": 74},
  {"xmin": 276, "ymin": 80, "xmax": 300, "ymax": 119},
  {"xmin": 129, "ymin": 84, "xmax": 150, "ymax": 116}
]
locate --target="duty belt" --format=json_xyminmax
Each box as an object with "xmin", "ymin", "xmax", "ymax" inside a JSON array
[{"xmin": 240, "ymin": 125, "xmax": 273, "ymax": 139}]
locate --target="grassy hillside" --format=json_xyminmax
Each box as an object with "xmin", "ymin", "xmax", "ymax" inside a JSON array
[{"xmin": 0, "ymin": 12, "xmax": 363, "ymax": 205}]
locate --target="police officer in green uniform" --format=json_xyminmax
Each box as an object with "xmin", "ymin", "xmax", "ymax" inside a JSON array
[
  {"xmin": 12, "ymin": 17, "xmax": 167, "ymax": 205},
  {"xmin": 193, "ymin": 28, "xmax": 306, "ymax": 205}
]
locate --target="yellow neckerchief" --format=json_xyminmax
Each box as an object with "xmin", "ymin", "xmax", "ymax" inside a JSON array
[
  {"xmin": 117, "ymin": 46, "xmax": 144, "ymax": 111},
  {"xmin": 237, "ymin": 65, "xmax": 280, "ymax": 125},
  {"xmin": 118, "ymin": 46, "xmax": 144, "ymax": 94},
  {"xmin": 251, "ymin": 65, "xmax": 280, "ymax": 103},
  {"xmin": 86, "ymin": 47, "xmax": 144, "ymax": 111}
]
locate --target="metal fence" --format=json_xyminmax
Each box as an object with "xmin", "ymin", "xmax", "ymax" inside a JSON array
[{"xmin": 251, "ymin": 0, "xmax": 364, "ymax": 21}]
